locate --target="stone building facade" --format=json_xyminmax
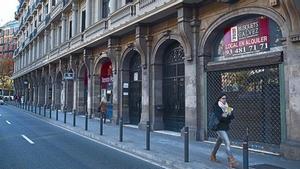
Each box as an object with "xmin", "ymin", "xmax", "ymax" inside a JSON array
[{"xmin": 13, "ymin": 0, "xmax": 300, "ymax": 159}]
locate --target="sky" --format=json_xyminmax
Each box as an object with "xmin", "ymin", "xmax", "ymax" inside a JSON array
[{"xmin": 0, "ymin": 0, "xmax": 19, "ymax": 27}]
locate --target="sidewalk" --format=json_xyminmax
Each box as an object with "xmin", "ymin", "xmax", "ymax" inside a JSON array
[{"xmin": 11, "ymin": 104, "xmax": 300, "ymax": 169}]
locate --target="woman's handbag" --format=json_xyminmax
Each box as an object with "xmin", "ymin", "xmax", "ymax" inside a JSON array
[{"xmin": 208, "ymin": 112, "xmax": 219, "ymax": 131}]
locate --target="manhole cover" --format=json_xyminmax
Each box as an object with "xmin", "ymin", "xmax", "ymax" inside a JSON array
[{"xmin": 250, "ymin": 164, "xmax": 286, "ymax": 169}]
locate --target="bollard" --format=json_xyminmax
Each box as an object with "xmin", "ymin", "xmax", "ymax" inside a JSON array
[
  {"xmin": 44, "ymin": 106, "xmax": 46, "ymax": 117},
  {"xmin": 85, "ymin": 114, "xmax": 88, "ymax": 131},
  {"xmin": 184, "ymin": 126, "xmax": 189, "ymax": 162},
  {"xmin": 119, "ymin": 117, "xmax": 123, "ymax": 142},
  {"xmin": 100, "ymin": 116, "xmax": 103, "ymax": 135},
  {"xmin": 146, "ymin": 121, "xmax": 150, "ymax": 150},
  {"xmin": 49, "ymin": 107, "xmax": 52, "ymax": 119},
  {"xmin": 39, "ymin": 106, "xmax": 41, "ymax": 115},
  {"xmin": 73, "ymin": 110, "xmax": 76, "ymax": 127},
  {"xmin": 31, "ymin": 104, "xmax": 34, "ymax": 112},
  {"xmin": 64, "ymin": 111, "xmax": 67, "ymax": 124},
  {"xmin": 34, "ymin": 105, "xmax": 37, "ymax": 114},
  {"xmin": 56, "ymin": 108, "xmax": 58, "ymax": 121},
  {"xmin": 243, "ymin": 128, "xmax": 249, "ymax": 169}
]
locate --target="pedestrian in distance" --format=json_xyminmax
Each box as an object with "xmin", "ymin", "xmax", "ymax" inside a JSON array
[
  {"xmin": 210, "ymin": 93, "xmax": 238, "ymax": 168},
  {"xmin": 99, "ymin": 97, "xmax": 107, "ymax": 124}
]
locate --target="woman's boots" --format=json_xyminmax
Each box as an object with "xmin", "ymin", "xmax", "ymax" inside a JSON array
[
  {"xmin": 210, "ymin": 154, "xmax": 217, "ymax": 161},
  {"xmin": 228, "ymin": 156, "xmax": 238, "ymax": 168}
]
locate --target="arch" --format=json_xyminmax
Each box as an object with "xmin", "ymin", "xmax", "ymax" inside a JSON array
[
  {"xmin": 151, "ymin": 33, "xmax": 191, "ymax": 64},
  {"xmin": 121, "ymin": 49, "xmax": 142, "ymax": 124},
  {"xmin": 120, "ymin": 47, "xmax": 143, "ymax": 70},
  {"xmin": 93, "ymin": 54, "xmax": 113, "ymax": 118},
  {"xmin": 151, "ymin": 40, "xmax": 186, "ymax": 131},
  {"xmin": 94, "ymin": 53, "xmax": 111, "ymax": 75},
  {"xmin": 199, "ymin": 7, "xmax": 290, "ymax": 56},
  {"xmin": 77, "ymin": 63, "xmax": 89, "ymax": 114}
]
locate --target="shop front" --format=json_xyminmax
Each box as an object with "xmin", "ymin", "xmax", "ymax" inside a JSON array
[{"xmin": 204, "ymin": 15, "xmax": 284, "ymax": 151}]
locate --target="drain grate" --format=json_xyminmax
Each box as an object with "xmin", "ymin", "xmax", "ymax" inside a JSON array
[{"xmin": 250, "ymin": 164, "xmax": 286, "ymax": 169}]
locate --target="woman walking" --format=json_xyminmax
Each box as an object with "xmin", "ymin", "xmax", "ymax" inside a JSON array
[
  {"xmin": 210, "ymin": 93, "xmax": 237, "ymax": 168},
  {"xmin": 99, "ymin": 97, "xmax": 107, "ymax": 123}
]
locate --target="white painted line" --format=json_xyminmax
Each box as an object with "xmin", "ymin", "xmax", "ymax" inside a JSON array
[
  {"xmin": 22, "ymin": 112, "xmax": 169, "ymax": 169},
  {"xmin": 123, "ymin": 124, "xmax": 139, "ymax": 129},
  {"xmin": 154, "ymin": 130, "xmax": 181, "ymax": 137},
  {"xmin": 5, "ymin": 120, "xmax": 11, "ymax": 125},
  {"xmin": 21, "ymin": 135, "xmax": 35, "ymax": 144}
]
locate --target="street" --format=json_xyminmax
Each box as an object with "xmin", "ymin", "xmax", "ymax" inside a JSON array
[{"xmin": 0, "ymin": 105, "xmax": 163, "ymax": 169}]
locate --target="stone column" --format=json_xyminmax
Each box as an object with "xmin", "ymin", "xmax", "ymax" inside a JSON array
[
  {"xmin": 49, "ymin": 0, "xmax": 52, "ymax": 13},
  {"xmin": 95, "ymin": 0, "xmax": 100, "ymax": 22},
  {"xmin": 87, "ymin": 53, "xmax": 94, "ymax": 117},
  {"xmin": 44, "ymin": 82, "xmax": 49, "ymax": 108},
  {"xmin": 177, "ymin": 6, "xmax": 200, "ymax": 139},
  {"xmin": 72, "ymin": 2, "xmax": 78, "ymax": 37},
  {"xmin": 73, "ymin": 78, "xmax": 77, "ymax": 111},
  {"xmin": 51, "ymin": 81, "xmax": 56, "ymax": 109},
  {"xmin": 135, "ymin": 26, "xmax": 151, "ymax": 129},
  {"xmin": 109, "ymin": 0, "xmax": 117, "ymax": 14},
  {"xmin": 86, "ymin": 0, "xmax": 91, "ymax": 28},
  {"xmin": 50, "ymin": 24, "xmax": 55, "ymax": 50},
  {"xmin": 44, "ymin": 30, "xmax": 48, "ymax": 55},
  {"xmin": 38, "ymin": 81, "xmax": 45, "ymax": 106},
  {"xmin": 61, "ymin": 13, "xmax": 66, "ymax": 43},
  {"xmin": 36, "ymin": 36, "xmax": 40, "ymax": 59}
]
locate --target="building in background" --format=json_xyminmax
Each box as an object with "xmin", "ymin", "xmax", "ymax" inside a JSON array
[
  {"xmin": 12, "ymin": 0, "xmax": 300, "ymax": 160},
  {"xmin": 0, "ymin": 20, "xmax": 18, "ymax": 100},
  {"xmin": 0, "ymin": 20, "xmax": 18, "ymax": 59}
]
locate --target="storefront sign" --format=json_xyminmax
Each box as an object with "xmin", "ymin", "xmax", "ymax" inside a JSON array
[
  {"xmin": 224, "ymin": 17, "xmax": 269, "ymax": 57},
  {"xmin": 64, "ymin": 73, "xmax": 74, "ymax": 80},
  {"xmin": 101, "ymin": 77, "xmax": 113, "ymax": 83},
  {"xmin": 134, "ymin": 72, "xmax": 139, "ymax": 81}
]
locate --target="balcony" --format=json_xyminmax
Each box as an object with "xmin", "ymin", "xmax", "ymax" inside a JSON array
[
  {"xmin": 45, "ymin": 14, "xmax": 51, "ymax": 25},
  {"xmin": 110, "ymin": 3, "xmax": 136, "ymax": 27},
  {"xmin": 139, "ymin": 0, "xmax": 156, "ymax": 9},
  {"xmin": 70, "ymin": 33, "xmax": 83, "ymax": 49},
  {"xmin": 137, "ymin": 0, "xmax": 174, "ymax": 15},
  {"xmin": 50, "ymin": 1, "xmax": 63, "ymax": 19},
  {"xmin": 84, "ymin": 20, "xmax": 107, "ymax": 41}
]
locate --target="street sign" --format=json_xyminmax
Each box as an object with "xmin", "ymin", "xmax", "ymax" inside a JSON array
[{"xmin": 64, "ymin": 73, "xmax": 74, "ymax": 80}]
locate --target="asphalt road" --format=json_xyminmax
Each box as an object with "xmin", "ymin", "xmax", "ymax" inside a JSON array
[{"xmin": 0, "ymin": 105, "xmax": 163, "ymax": 169}]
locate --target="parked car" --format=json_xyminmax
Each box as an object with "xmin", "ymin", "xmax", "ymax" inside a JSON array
[{"xmin": 0, "ymin": 98, "xmax": 4, "ymax": 105}]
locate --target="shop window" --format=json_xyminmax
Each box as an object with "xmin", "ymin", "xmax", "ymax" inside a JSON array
[{"xmin": 213, "ymin": 15, "xmax": 283, "ymax": 61}]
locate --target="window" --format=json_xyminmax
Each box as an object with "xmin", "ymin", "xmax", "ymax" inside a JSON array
[
  {"xmin": 39, "ymin": 14, "xmax": 42, "ymax": 22},
  {"xmin": 81, "ymin": 10, "xmax": 86, "ymax": 32},
  {"xmin": 102, "ymin": 0, "xmax": 109, "ymax": 18},
  {"xmin": 52, "ymin": 0, "xmax": 56, "ymax": 6},
  {"xmin": 69, "ymin": 20, "xmax": 72, "ymax": 39},
  {"xmin": 45, "ymin": 4, "xmax": 49, "ymax": 14}
]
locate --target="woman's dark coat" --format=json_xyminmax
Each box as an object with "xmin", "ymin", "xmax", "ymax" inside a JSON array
[{"xmin": 213, "ymin": 102, "xmax": 234, "ymax": 131}]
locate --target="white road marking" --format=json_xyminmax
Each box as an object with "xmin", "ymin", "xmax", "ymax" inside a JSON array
[
  {"xmin": 6, "ymin": 120, "xmax": 11, "ymax": 125},
  {"xmin": 23, "ymin": 112, "xmax": 169, "ymax": 169},
  {"xmin": 0, "ymin": 114, "xmax": 2, "ymax": 117},
  {"xmin": 21, "ymin": 135, "xmax": 35, "ymax": 144}
]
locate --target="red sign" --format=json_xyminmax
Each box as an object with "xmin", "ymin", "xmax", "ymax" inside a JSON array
[{"xmin": 223, "ymin": 17, "xmax": 269, "ymax": 57}]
